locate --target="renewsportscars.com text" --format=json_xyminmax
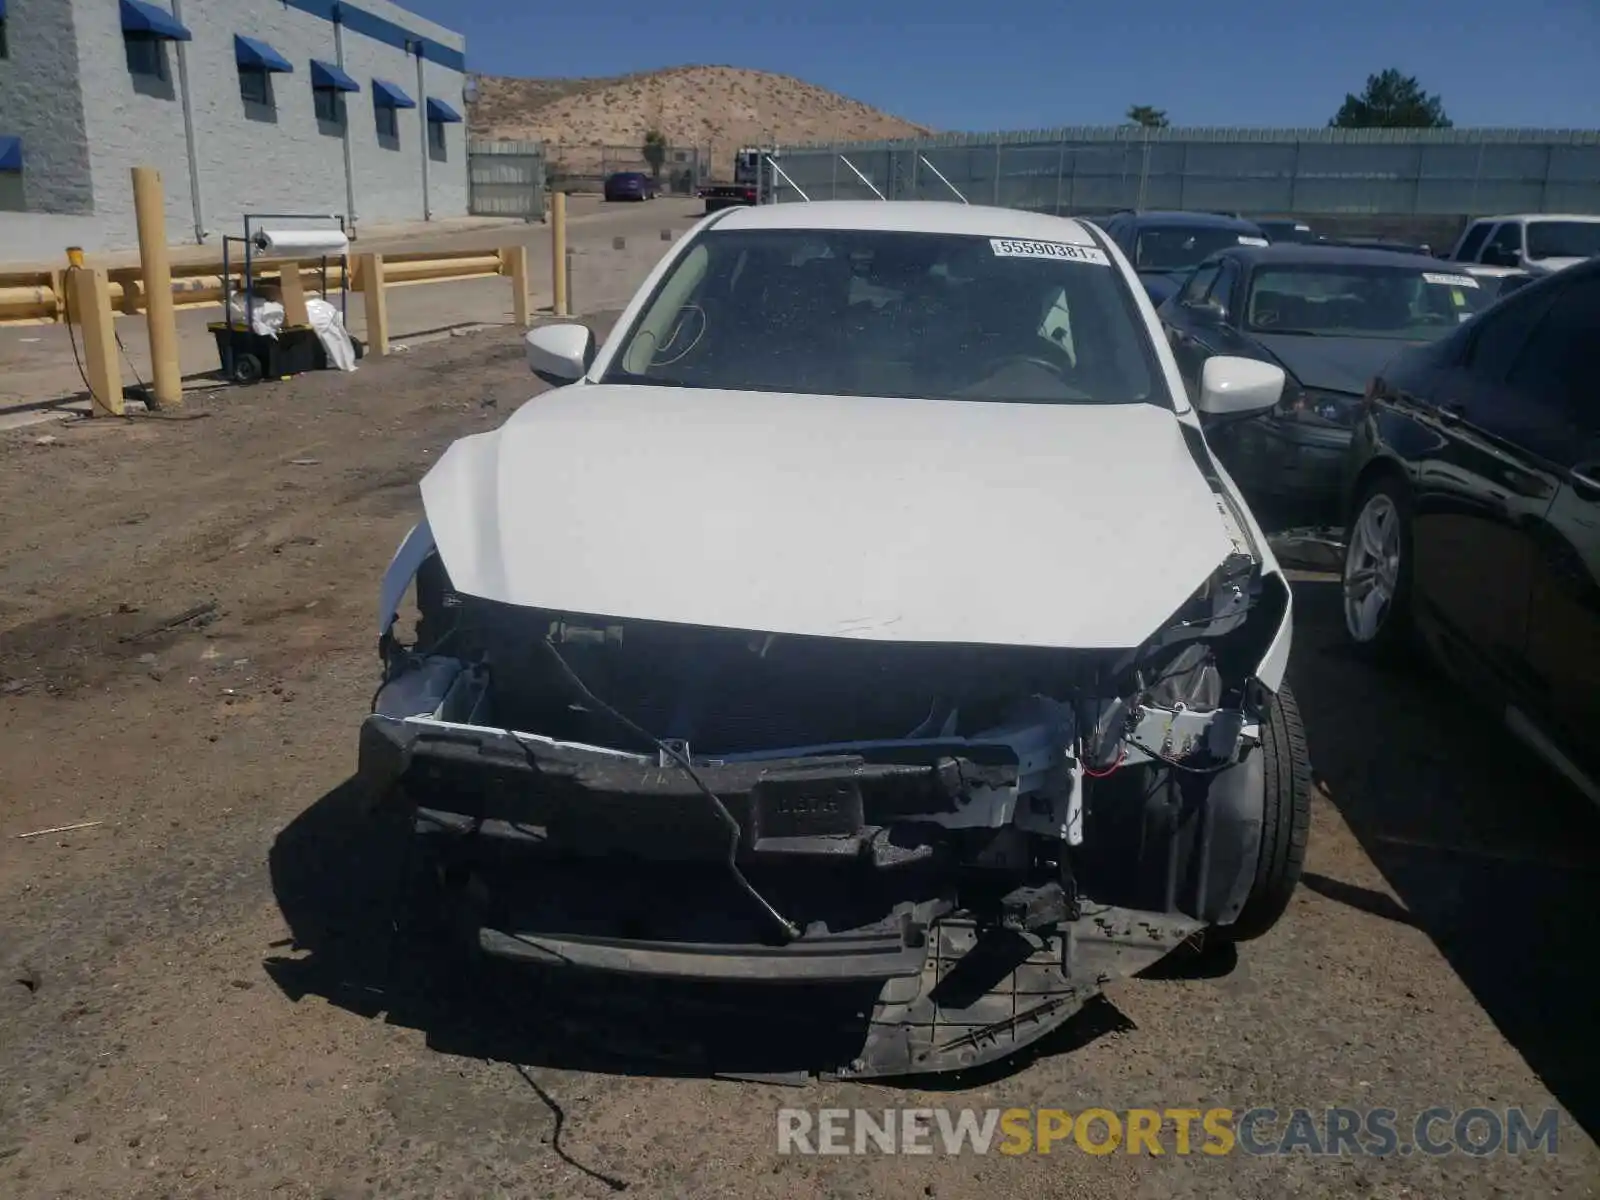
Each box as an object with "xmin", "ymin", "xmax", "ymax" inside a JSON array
[{"xmin": 776, "ymin": 1106, "xmax": 1563, "ymax": 1157}]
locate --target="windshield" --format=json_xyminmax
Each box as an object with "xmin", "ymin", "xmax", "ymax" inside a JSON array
[
  {"xmin": 1134, "ymin": 226, "xmax": 1258, "ymax": 273},
  {"xmin": 1244, "ymin": 264, "xmax": 1494, "ymax": 339},
  {"xmin": 1526, "ymin": 220, "xmax": 1600, "ymax": 260},
  {"xmin": 601, "ymin": 227, "xmax": 1162, "ymax": 406}
]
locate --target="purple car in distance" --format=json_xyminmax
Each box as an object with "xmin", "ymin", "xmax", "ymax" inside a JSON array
[{"xmin": 604, "ymin": 171, "xmax": 658, "ymax": 202}]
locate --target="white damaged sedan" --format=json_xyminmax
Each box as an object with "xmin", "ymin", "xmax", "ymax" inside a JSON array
[{"xmin": 362, "ymin": 200, "xmax": 1309, "ymax": 1078}]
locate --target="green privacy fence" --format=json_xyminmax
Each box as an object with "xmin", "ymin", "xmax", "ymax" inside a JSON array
[{"xmin": 764, "ymin": 127, "xmax": 1600, "ymax": 217}]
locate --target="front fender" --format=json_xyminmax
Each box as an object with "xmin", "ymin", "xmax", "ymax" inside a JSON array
[{"xmin": 378, "ymin": 519, "xmax": 437, "ymax": 637}]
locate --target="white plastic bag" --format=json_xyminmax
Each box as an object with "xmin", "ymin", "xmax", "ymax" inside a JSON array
[
  {"xmin": 226, "ymin": 294, "xmax": 284, "ymax": 337},
  {"xmin": 306, "ymin": 297, "xmax": 358, "ymax": 372}
]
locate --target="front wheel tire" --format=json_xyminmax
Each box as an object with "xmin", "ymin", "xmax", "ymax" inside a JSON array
[
  {"xmin": 1224, "ymin": 682, "xmax": 1312, "ymax": 942},
  {"xmin": 1343, "ymin": 474, "xmax": 1415, "ymax": 660}
]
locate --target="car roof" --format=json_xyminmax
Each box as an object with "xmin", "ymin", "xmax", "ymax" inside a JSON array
[
  {"xmin": 1469, "ymin": 213, "xmax": 1600, "ymax": 223},
  {"xmin": 709, "ymin": 200, "xmax": 1101, "ymax": 245},
  {"xmin": 1120, "ymin": 210, "xmax": 1262, "ymax": 232},
  {"xmin": 1217, "ymin": 243, "xmax": 1457, "ymax": 271}
]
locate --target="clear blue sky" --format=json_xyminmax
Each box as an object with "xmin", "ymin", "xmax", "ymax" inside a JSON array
[{"xmin": 400, "ymin": 0, "xmax": 1600, "ymax": 131}]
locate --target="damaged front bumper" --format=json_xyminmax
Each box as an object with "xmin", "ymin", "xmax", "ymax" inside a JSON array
[{"xmin": 358, "ymin": 652, "xmax": 1267, "ymax": 1078}]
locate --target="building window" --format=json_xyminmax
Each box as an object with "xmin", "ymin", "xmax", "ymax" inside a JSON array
[
  {"xmin": 1, "ymin": 17, "xmax": 9, "ymax": 61},
  {"xmin": 429, "ymin": 120, "xmax": 446, "ymax": 154},
  {"xmin": 314, "ymin": 88, "xmax": 342, "ymax": 124},
  {"xmin": 239, "ymin": 67, "xmax": 272, "ymax": 106},
  {"xmin": 376, "ymin": 105, "xmax": 399, "ymax": 140},
  {"xmin": 125, "ymin": 34, "xmax": 168, "ymax": 81}
]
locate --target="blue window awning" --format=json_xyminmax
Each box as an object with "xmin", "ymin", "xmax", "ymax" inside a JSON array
[
  {"xmin": 0, "ymin": 136, "xmax": 21, "ymax": 173},
  {"xmin": 425, "ymin": 98, "xmax": 462, "ymax": 124},
  {"xmin": 120, "ymin": 0, "xmax": 191, "ymax": 41},
  {"xmin": 235, "ymin": 36, "xmax": 293, "ymax": 73},
  {"xmin": 310, "ymin": 60, "xmax": 360, "ymax": 92},
  {"xmin": 372, "ymin": 79, "xmax": 416, "ymax": 109}
]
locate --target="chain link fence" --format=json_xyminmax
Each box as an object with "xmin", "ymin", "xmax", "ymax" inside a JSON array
[
  {"xmin": 765, "ymin": 127, "xmax": 1600, "ymax": 224},
  {"xmin": 536, "ymin": 144, "xmax": 710, "ymax": 195}
]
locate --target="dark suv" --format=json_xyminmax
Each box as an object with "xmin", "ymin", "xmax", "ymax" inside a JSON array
[{"xmin": 1096, "ymin": 210, "xmax": 1269, "ymax": 304}]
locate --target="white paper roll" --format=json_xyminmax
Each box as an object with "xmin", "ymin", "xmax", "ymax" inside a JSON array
[{"xmin": 251, "ymin": 228, "xmax": 349, "ymax": 258}]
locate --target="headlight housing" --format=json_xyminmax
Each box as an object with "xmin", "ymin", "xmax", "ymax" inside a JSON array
[{"xmin": 1274, "ymin": 384, "xmax": 1361, "ymax": 428}]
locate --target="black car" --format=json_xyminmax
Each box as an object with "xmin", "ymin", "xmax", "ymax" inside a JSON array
[
  {"xmin": 1157, "ymin": 244, "xmax": 1496, "ymax": 517},
  {"xmin": 1258, "ymin": 219, "xmax": 1320, "ymax": 244},
  {"xmin": 1341, "ymin": 258, "xmax": 1600, "ymax": 801},
  {"xmin": 1324, "ymin": 235, "xmax": 1434, "ymax": 257},
  {"xmin": 1096, "ymin": 210, "xmax": 1269, "ymax": 305},
  {"xmin": 603, "ymin": 171, "xmax": 658, "ymax": 202}
]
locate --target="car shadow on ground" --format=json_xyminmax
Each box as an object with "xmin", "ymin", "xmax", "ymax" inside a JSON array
[
  {"xmin": 265, "ymin": 778, "xmax": 1136, "ymax": 1089},
  {"xmin": 1287, "ymin": 576, "xmax": 1600, "ymax": 1139}
]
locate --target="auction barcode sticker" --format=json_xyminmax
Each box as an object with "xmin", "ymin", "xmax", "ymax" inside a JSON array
[
  {"xmin": 1423, "ymin": 271, "xmax": 1480, "ymax": 288},
  {"xmin": 990, "ymin": 238, "xmax": 1110, "ymax": 265}
]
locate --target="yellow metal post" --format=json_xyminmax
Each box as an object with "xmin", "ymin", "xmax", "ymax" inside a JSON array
[
  {"xmin": 359, "ymin": 252, "xmax": 388, "ymax": 356},
  {"xmin": 551, "ymin": 191, "xmax": 568, "ymax": 318},
  {"xmin": 503, "ymin": 244, "xmax": 531, "ymax": 326},
  {"xmin": 131, "ymin": 166, "xmax": 181, "ymax": 408},
  {"xmin": 68, "ymin": 267, "xmax": 123, "ymax": 416}
]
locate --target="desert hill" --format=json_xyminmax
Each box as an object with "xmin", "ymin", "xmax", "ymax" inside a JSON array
[{"xmin": 468, "ymin": 65, "xmax": 931, "ymax": 180}]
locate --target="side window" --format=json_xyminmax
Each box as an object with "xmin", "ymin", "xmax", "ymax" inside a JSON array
[
  {"xmin": 1504, "ymin": 275, "xmax": 1600, "ymax": 430},
  {"xmin": 1483, "ymin": 221, "xmax": 1523, "ymax": 261},
  {"xmin": 1455, "ymin": 221, "xmax": 1492, "ymax": 262},
  {"xmin": 1179, "ymin": 262, "xmax": 1221, "ymax": 307},
  {"xmin": 1210, "ymin": 260, "xmax": 1241, "ymax": 318}
]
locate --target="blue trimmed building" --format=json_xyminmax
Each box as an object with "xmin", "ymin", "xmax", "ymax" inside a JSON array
[{"xmin": 0, "ymin": 0, "xmax": 468, "ymax": 260}]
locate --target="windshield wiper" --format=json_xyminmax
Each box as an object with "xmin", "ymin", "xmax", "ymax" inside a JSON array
[{"xmin": 1251, "ymin": 327, "xmax": 1325, "ymax": 337}]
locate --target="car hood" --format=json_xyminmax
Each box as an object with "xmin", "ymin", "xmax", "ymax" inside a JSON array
[
  {"xmin": 419, "ymin": 384, "xmax": 1240, "ymax": 650},
  {"xmin": 1250, "ymin": 333, "xmax": 1415, "ymax": 396},
  {"xmin": 1525, "ymin": 255, "xmax": 1586, "ymax": 275}
]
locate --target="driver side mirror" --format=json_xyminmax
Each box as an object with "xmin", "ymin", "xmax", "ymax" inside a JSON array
[
  {"xmin": 1195, "ymin": 356, "xmax": 1284, "ymax": 419},
  {"xmin": 525, "ymin": 323, "xmax": 596, "ymax": 387}
]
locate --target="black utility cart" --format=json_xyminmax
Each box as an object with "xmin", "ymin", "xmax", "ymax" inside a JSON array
[{"xmin": 210, "ymin": 212, "xmax": 358, "ymax": 385}]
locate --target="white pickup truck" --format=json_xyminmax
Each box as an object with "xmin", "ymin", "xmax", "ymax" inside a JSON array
[{"xmin": 1444, "ymin": 213, "xmax": 1600, "ymax": 276}]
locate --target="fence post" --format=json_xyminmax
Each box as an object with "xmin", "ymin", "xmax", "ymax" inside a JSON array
[
  {"xmin": 131, "ymin": 166, "xmax": 181, "ymax": 409},
  {"xmin": 551, "ymin": 192, "xmax": 569, "ymax": 318},
  {"xmin": 68, "ymin": 266, "xmax": 123, "ymax": 416},
  {"xmin": 359, "ymin": 252, "xmax": 388, "ymax": 356},
  {"xmin": 502, "ymin": 243, "xmax": 531, "ymax": 326},
  {"xmin": 994, "ymin": 143, "xmax": 1002, "ymax": 206}
]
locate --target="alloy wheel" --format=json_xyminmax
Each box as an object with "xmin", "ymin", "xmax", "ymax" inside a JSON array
[{"xmin": 1343, "ymin": 492, "xmax": 1401, "ymax": 643}]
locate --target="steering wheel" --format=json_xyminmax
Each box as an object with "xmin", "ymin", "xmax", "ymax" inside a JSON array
[{"xmin": 979, "ymin": 353, "xmax": 1070, "ymax": 382}]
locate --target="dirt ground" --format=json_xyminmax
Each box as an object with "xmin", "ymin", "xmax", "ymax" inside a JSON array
[{"xmin": 1, "ymin": 321, "xmax": 1597, "ymax": 1199}]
